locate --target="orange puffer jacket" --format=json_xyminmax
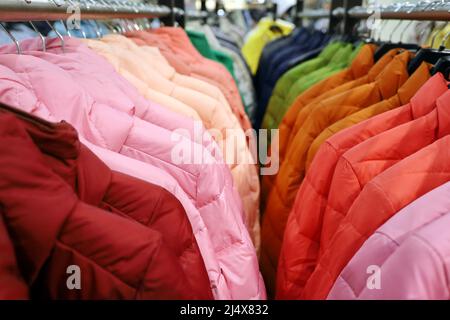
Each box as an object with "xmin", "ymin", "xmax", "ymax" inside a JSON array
[
  {"xmin": 260, "ymin": 52, "xmax": 412, "ymax": 296},
  {"xmin": 261, "ymin": 48, "xmax": 401, "ymax": 208}
]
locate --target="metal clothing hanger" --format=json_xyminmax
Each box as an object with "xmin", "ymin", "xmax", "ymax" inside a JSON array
[
  {"xmin": 0, "ymin": 23, "xmax": 22, "ymax": 54},
  {"xmin": 28, "ymin": 21, "xmax": 46, "ymax": 51},
  {"xmin": 46, "ymin": 20, "xmax": 65, "ymax": 53},
  {"xmin": 373, "ymin": 20, "xmax": 420, "ymax": 61},
  {"xmin": 91, "ymin": 20, "xmax": 103, "ymax": 39},
  {"xmin": 430, "ymin": 28, "xmax": 450, "ymax": 78},
  {"xmin": 59, "ymin": 19, "xmax": 72, "ymax": 37},
  {"xmin": 408, "ymin": 22, "xmax": 450, "ymax": 75},
  {"xmin": 374, "ymin": 2, "xmax": 430, "ymax": 61}
]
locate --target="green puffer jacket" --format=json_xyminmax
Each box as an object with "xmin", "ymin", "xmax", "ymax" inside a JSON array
[{"xmin": 260, "ymin": 42, "xmax": 349, "ymax": 135}]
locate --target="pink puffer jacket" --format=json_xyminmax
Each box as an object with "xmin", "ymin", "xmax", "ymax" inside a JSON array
[
  {"xmin": 328, "ymin": 180, "xmax": 450, "ymax": 300},
  {"xmin": 125, "ymin": 28, "xmax": 253, "ymax": 133},
  {"xmin": 83, "ymin": 36, "xmax": 260, "ymax": 248},
  {"xmin": 102, "ymin": 34, "xmax": 231, "ymax": 109},
  {"xmin": 0, "ymin": 54, "xmax": 265, "ymax": 300}
]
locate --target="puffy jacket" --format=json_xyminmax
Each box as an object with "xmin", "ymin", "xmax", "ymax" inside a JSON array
[
  {"xmin": 188, "ymin": 23, "xmax": 257, "ymax": 121},
  {"xmin": 260, "ymin": 47, "xmax": 398, "ymax": 206},
  {"xmin": 100, "ymin": 34, "xmax": 233, "ymax": 114},
  {"xmin": 328, "ymin": 181, "xmax": 450, "ymax": 300},
  {"xmin": 321, "ymin": 72, "xmax": 448, "ymax": 257},
  {"xmin": 306, "ymin": 63, "xmax": 432, "ymax": 167},
  {"xmin": 0, "ymin": 109, "xmax": 211, "ymax": 299},
  {"xmin": 261, "ymin": 42, "xmax": 361, "ymax": 134},
  {"xmin": 0, "ymin": 61, "xmax": 227, "ymax": 299},
  {"xmin": 241, "ymin": 18, "xmax": 294, "ymax": 74},
  {"xmin": 287, "ymin": 51, "xmax": 411, "ymax": 154},
  {"xmin": 186, "ymin": 29, "xmax": 236, "ymax": 78},
  {"xmin": 130, "ymin": 28, "xmax": 253, "ymax": 133},
  {"xmin": 288, "ymin": 49, "xmax": 401, "ymax": 136},
  {"xmin": 283, "ymin": 45, "xmax": 355, "ymax": 107},
  {"xmin": 302, "ymin": 93, "xmax": 450, "ymax": 299},
  {"xmin": 274, "ymin": 48, "xmax": 400, "ymax": 173},
  {"xmin": 262, "ymin": 42, "xmax": 343, "ymax": 131},
  {"xmin": 0, "ymin": 56, "xmax": 265, "ymax": 300},
  {"xmin": 83, "ymin": 38, "xmax": 201, "ymax": 121},
  {"xmin": 276, "ymin": 63, "xmax": 433, "ymax": 299},
  {"xmin": 104, "ymin": 34, "xmax": 232, "ymax": 109},
  {"xmin": 81, "ymin": 36, "xmax": 260, "ymax": 247},
  {"xmin": 260, "ymin": 52, "xmax": 412, "ymax": 296}
]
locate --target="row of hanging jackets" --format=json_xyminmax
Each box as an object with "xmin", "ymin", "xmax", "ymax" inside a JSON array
[
  {"xmin": 244, "ymin": 21, "xmax": 450, "ymax": 299},
  {"xmin": 0, "ymin": 25, "xmax": 267, "ymax": 300}
]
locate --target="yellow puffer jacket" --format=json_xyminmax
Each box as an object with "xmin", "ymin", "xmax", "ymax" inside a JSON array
[{"xmin": 242, "ymin": 18, "xmax": 294, "ymax": 74}]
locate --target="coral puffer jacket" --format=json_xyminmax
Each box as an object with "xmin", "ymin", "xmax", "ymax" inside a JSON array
[
  {"xmin": 276, "ymin": 63, "xmax": 433, "ymax": 299},
  {"xmin": 328, "ymin": 181, "xmax": 450, "ymax": 300},
  {"xmin": 260, "ymin": 52, "xmax": 411, "ymax": 296},
  {"xmin": 320, "ymin": 71, "xmax": 447, "ymax": 252},
  {"xmin": 0, "ymin": 56, "xmax": 265, "ymax": 299},
  {"xmin": 302, "ymin": 93, "xmax": 450, "ymax": 299},
  {"xmin": 0, "ymin": 108, "xmax": 212, "ymax": 299}
]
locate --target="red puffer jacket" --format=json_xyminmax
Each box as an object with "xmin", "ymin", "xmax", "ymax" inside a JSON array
[{"xmin": 0, "ymin": 105, "xmax": 213, "ymax": 299}]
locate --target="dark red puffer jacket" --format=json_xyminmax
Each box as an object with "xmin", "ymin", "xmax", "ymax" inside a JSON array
[{"xmin": 0, "ymin": 105, "xmax": 213, "ymax": 299}]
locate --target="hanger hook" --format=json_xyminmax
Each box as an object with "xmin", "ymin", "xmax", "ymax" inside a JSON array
[
  {"xmin": 92, "ymin": 20, "xmax": 103, "ymax": 39},
  {"xmin": 439, "ymin": 22, "xmax": 450, "ymax": 49},
  {"xmin": 400, "ymin": 20, "xmax": 414, "ymax": 44},
  {"xmin": 28, "ymin": 21, "xmax": 46, "ymax": 51},
  {"xmin": 388, "ymin": 20, "xmax": 403, "ymax": 43},
  {"xmin": 376, "ymin": 20, "xmax": 387, "ymax": 42},
  {"xmin": 60, "ymin": 19, "xmax": 72, "ymax": 37},
  {"xmin": 0, "ymin": 23, "xmax": 22, "ymax": 54},
  {"xmin": 46, "ymin": 21, "xmax": 65, "ymax": 53},
  {"xmin": 431, "ymin": 22, "xmax": 447, "ymax": 48}
]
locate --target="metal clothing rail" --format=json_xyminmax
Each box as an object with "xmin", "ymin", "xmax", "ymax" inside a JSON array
[
  {"xmin": 0, "ymin": 0, "xmax": 171, "ymax": 22},
  {"xmin": 347, "ymin": 2, "xmax": 450, "ymax": 21},
  {"xmin": 295, "ymin": 0, "xmax": 362, "ymax": 34},
  {"xmin": 185, "ymin": 9, "xmax": 207, "ymax": 20},
  {"xmin": 297, "ymin": 9, "xmax": 329, "ymax": 19}
]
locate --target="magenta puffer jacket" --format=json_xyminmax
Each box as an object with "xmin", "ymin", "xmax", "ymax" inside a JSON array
[
  {"xmin": 328, "ymin": 179, "xmax": 450, "ymax": 300},
  {"xmin": 0, "ymin": 53, "xmax": 265, "ymax": 300}
]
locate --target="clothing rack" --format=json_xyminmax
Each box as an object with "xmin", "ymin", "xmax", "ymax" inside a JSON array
[
  {"xmin": 0, "ymin": 0, "xmax": 171, "ymax": 22},
  {"xmin": 246, "ymin": 1, "xmax": 274, "ymax": 10},
  {"xmin": 297, "ymin": 9, "xmax": 329, "ymax": 19},
  {"xmin": 185, "ymin": 9, "xmax": 208, "ymax": 20},
  {"xmin": 296, "ymin": 0, "xmax": 361, "ymax": 34},
  {"xmin": 347, "ymin": 2, "xmax": 450, "ymax": 21}
]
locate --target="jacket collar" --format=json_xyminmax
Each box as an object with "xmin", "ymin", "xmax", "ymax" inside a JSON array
[
  {"xmin": 375, "ymin": 51, "xmax": 412, "ymax": 100},
  {"xmin": 0, "ymin": 103, "xmax": 111, "ymax": 206},
  {"xmin": 397, "ymin": 62, "xmax": 432, "ymax": 105},
  {"xmin": 0, "ymin": 111, "xmax": 78, "ymax": 285},
  {"xmin": 436, "ymin": 90, "xmax": 450, "ymax": 138},
  {"xmin": 349, "ymin": 44, "xmax": 376, "ymax": 79},
  {"xmin": 410, "ymin": 72, "xmax": 450, "ymax": 119},
  {"xmin": 367, "ymin": 48, "xmax": 403, "ymax": 82}
]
